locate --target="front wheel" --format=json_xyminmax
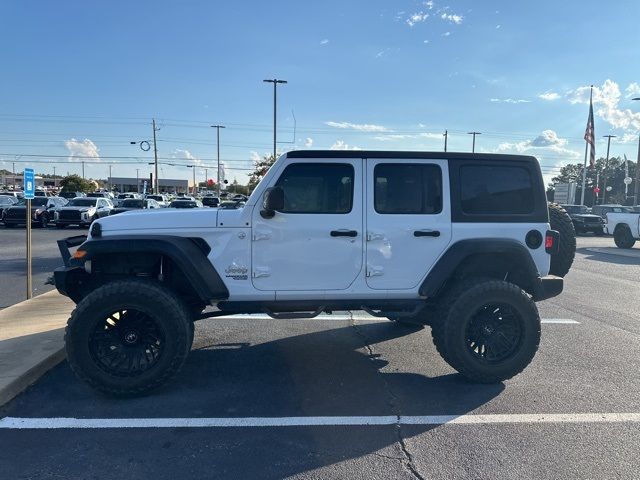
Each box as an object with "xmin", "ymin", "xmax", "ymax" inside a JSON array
[
  {"xmin": 614, "ymin": 226, "xmax": 636, "ymax": 249},
  {"xmin": 65, "ymin": 279, "xmax": 192, "ymax": 396},
  {"xmin": 432, "ymin": 280, "xmax": 540, "ymax": 383}
]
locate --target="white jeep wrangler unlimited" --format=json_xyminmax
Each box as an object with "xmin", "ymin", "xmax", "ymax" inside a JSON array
[{"xmin": 54, "ymin": 151, "xmax": 574, "ymax": 395}]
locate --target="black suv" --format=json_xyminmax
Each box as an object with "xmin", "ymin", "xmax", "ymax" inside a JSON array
[{"xmin": 560, "ymin": 204, "xmax": 604, "ymax": 235}]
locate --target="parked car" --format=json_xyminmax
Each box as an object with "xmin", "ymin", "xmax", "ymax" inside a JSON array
[
  {"xmin": 560, "ymin": 204, "xmax": 604, "ymax": 235},
  {"xmin": 114, "ymin": 192, "xmax": 141, "ymax": 206},
  {"xmin": 0, "ymin": 195, "xmax": 18, "ymax": 218},
  {"xmin": 87, "ymin": 192, "xmax": 115, "ymax": 200},
  {"xmin": 59, "ymin": 191, "xmax": 86, "ymax": 199},
  {"xmin": 110, "ymin": 198, "xmax": 161, "ymax": 215},
  {"xmin": 55, "ymin": 197, "xmax": 114, "ymax": 228},
  {"xmin": 591, "ymin": 204, "xmax": 632, "ymax": 219},
  {"xmin": 168, "ymin": 199, "xmax": 202, "ymax": 208},
  {"xmin": 54, "ymin": 150, "xmax": 572, "ymax": 395},
  {"xmin": 201, "ymin": 196, "xmax": 220, "ymax": 208},
  {"xmin": 144, "ymin": 194, "xmax": 170, "ymax": 208},
  {"xmin": 604, "ymin": 211, "xmax": 640, "ymax": 248},
  {"xmin": 2, "ymin": 196, "xmax": 67, "ymax": 228}
]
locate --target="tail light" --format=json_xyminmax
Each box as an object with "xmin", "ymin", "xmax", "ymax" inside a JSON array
[{"xmin": 545, "ymin": 230, "xmax": 560, "ymax": 254}]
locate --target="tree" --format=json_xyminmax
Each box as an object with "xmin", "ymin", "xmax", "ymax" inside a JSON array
[
  {"xmin": 548, "ymin": 157, "xmax": 637, "ymax": 206},
  {"xmin": 60, "ymin": 174, "xmax": 93, "ymax": 193},
  {"xmin": 248, "ymin": 154, "xmax": 276, "ymax": 192}
]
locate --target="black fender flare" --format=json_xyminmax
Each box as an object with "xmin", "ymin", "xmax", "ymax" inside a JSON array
[
  {"xmin": 419, "ymin": 238, "xmax": 544, "ymax": 299},
  {"xmin": 70, "ymin": 235, "xmax": 229, "ymax": 302}
]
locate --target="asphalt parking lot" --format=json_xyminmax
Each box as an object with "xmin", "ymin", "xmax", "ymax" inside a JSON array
[{"xmin": 0, "ymin": 233, "xmax": 639, "ymax": 479}]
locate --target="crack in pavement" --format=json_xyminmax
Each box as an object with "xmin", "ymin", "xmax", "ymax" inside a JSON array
[{"xmin": 348, "ymin": 312, "xmax": 427, "ymax": 480}]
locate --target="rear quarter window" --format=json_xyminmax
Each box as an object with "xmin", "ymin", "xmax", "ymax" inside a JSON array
[{"xmin": 460, "ymin": 165, "xmax": 534, "ymax": 215}]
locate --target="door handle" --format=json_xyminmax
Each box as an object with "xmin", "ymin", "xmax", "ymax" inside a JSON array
[
  {"xmin": 330, "ymin": 230, "xmax": 358, "ymax": 237},
  {"xmin": 414, "ymin": 230, "xmax": 440, "ymax": 237}
]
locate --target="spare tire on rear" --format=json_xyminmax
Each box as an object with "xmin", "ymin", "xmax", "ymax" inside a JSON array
[{"xmin": 547, "ymin": 202, "xmax": 576, "ymax": 277}]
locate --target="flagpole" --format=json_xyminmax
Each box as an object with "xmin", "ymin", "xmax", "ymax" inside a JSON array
[{"xmin": 580, "ymin": 142, "xmax": 588, "ymax": 205}]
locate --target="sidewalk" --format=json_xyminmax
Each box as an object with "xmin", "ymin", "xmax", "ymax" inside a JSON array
[{"xmin": 0, "ymin": 291, "xmax": 74, "ymax": 406}]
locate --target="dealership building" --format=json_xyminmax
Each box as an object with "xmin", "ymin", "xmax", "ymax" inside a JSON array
[{"xmin": 107, "ymin": 177, "xmax": 189, "ymax": 194}]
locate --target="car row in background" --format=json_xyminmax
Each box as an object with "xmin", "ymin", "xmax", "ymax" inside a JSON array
[
  {"xmin": 110, "ymin": 198, "xmax": 160, "ymax": 215},
  {"xmin": 560, "ymin": 203, "xmax": 637, "ymax": 236},
  {"xmin": 54, "ymin": 197, "xmax": 114, "ymax": 228},
  {"xmin": 2, "ymin": 196, "xmax": 69, "ymax": 228}
]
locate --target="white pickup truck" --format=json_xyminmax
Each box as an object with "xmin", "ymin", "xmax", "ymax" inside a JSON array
[{"xmin": 605, "ymin": 212, "xmax": 639, "ymax": 248}]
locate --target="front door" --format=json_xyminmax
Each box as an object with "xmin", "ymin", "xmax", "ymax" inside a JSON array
[
  {"xmin": 251, "ymin": 158, "xmax": 363, "ymax": 291},
  {"xmin": 365, "ymin": 158, "xmax": 452, "ymax": 290}
]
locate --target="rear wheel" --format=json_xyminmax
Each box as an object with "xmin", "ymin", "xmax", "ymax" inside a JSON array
[
  {"xmin": 432, "ymin": 279, "xmax": 540, "ymax": 383},
  {"xmin": 548, "ymin": 203, "xmax": 576, "ymax": 277},
  {"xmin": 614, "ymin": 226, "xmax": 636, "ymax": 249},
  {"xmin": 65, "ymin": 279, "xmax": 192, "ymax": 396}
]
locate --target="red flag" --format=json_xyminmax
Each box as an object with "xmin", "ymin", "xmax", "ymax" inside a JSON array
[{"xmin": 584, "ymin": 88, "xmax": 595, "ymax": 167}]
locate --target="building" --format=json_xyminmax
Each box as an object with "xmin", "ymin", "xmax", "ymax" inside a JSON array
[
  {"xmin": 1, "ymin": 173, "xmax": 62, "ymax": 191},
  {"xmin": 107, "ymin": 177, "xmax": 189, "ymax": 194}
]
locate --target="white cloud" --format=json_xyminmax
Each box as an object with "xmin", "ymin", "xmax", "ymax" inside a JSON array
[
  {"xmin": 304, "ymin": 137, "xmax": 313, "ymax": 147},
  {"xmin": 250, "ymin": 151, "xmax": 261, "ymax": 162},
  {"xmin": 538, "ymin": 91, "xmax": 560, "ymax": 101},
  {"xmin": 625, "ymin": 82, "xmax": 640, "ymax": 97},
  {"xmin": 325, "ymin": 121, "xmax": 390, "ymax": 132},
  {"xmin": 496, "ymin": 24, "xmax": 501, "ymax": 29},
  {"xmin": 617, "ymin": 133, "xmax": 638, "ymax": 144},
  {"xmin": 441, "ymin": 13, "xmax": 463, "ymax": 24},
  {"xmin": 374, "ymin": 132, "xmax": 443, "ymax": 141},
  {"xmin": 495, "ymin": 130, "xmax": 580, "ymax": 158},
  {"xmin": 375, "ymin": 48, "xmax": 390, "ymax": 58},
  {"xmin": 330, "ymin": 140, "xmax": 361, "ymax": 150},
  {"xmin": 320, "ymin": 39, "xmax": 329, "ymax": 45},
  {"xmin": 442, "ymin": 31, "xmax": 451, "ymax": 36},
  {"xmin": 425, "ymin": 1, "xmax": 434, "ymax": 9},
  {"xmin": 490, "ymin": 98, "xmax": 531, "ymax": 104},
  {"xmin": 406, "ymin": 12, "xmax": 429, "ymax": 26},
  {"xmin": 65, "ymin": 138, "xmax": 100, "ymax": 162},
  {"xmin": 567, "ymin": 79, "xmax": 640, "ymax": 131},
  {"xmin": 423, "ymin": 39, "xmax": 430, "ymax": 44},
  {"xmin": 173, "ymin": 149, "xmax": 202, "ymax": 166}
]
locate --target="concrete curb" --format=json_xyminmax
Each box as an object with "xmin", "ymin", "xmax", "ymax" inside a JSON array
[{"xmin": 0, "ymin": 291, "xmax": 73, "ymax": 407}]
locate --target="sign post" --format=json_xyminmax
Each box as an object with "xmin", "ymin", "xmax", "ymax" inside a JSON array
[{"xmin": 24, "ymin": 168, "xmax": 35, "ymax": 299}]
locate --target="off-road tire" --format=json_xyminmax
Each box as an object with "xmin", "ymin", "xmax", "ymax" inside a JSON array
[
  {"xmin": 548, "ymin": 203, "xmax": 576, "ymax": 277},
  {"xmin": 432, "ymin": 279, "xmax": 540, "ymax": 384},
  {"xmin": 65, "ymin": 279, "xmax": 192, "ymax": 396},
  {"xmin": 614, "ymin": 225, "xmax": 636, "ymax": 249}
]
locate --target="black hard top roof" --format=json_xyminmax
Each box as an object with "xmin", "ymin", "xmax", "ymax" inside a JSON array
[{"xmin": 285, "ymin": 150, "xmax": 537, "ymax": 162}]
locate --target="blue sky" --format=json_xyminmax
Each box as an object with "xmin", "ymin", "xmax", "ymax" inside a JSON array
[{"xmin": 1, "ymin": 0, "xmax": 639, "ymax": 186}]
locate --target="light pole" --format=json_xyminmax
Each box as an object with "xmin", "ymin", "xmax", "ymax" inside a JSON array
[
  {"xmin": 601, "ymin": 135, "xmax": 616, "ymax": 204},
  {"xmin": 188, "ymin": 165, "xmax": 196, "ymax": 195},
  {"xmin": 136, "ymin": 168, "xmax": 140, "ymax": 193},
  {"xmin": 263, "ymin": 78, "xmax": 287, "ymax": 160},
  {"xmin": 633, "ymin": 98, "xmax": 640, "ymax": 205},
  {"xmin": 443, "ymin": 130, "xmax": 448, "ymax": 152},
  {"xmin": 468, "ymin": 132, "xmax": 481, "ymax": 153},
  {"xmin": 211, "ymin": 124, "xmax": 225, "ymax": 197},
  {"xmin": 108, "ymin": 165, "xmax": 113, "ymax": 192}
]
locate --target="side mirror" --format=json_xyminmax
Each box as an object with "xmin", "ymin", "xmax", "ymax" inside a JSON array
[{"xmin": 260, "ymin": 186, "xmax": 284, "ymax": 219}]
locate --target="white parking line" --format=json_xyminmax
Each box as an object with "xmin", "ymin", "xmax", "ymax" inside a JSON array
[
  {"xmin": 1, "ymin": 413, "xmax": 637, "ymax": 429},
  {"xmin": 214, "ymin": 314, "xmax": 579, "ymax": 324}
]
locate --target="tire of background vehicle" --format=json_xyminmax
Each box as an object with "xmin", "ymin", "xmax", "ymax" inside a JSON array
[
  {"xmin": 547, "ymin": 203, "xmax": 576, "ymax": 277},
  {"xmin": 56, "ymin": 223, "xmax": 65, "ymax": 229},
  {"xmin": 433, "ymin": 279, "xmax": 541, "ymax": 384},
  {"xmin": 613, "ymin": 225, "xmax": 636, "ymax": 249},
  {"xmin": 39, "ymin": 213, "xmax": 49, "ymax": 228},
  {"xmin": 65, "ymin": 279, "xmax": 192, "ymax": 396}
]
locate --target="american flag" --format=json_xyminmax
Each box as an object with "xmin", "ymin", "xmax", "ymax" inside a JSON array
[{"xmin": 584, "ymin": 89, "xmax": 595, "ymax": 167}]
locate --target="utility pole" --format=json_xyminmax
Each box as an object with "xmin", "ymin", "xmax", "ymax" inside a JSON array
[
  {"xmin": 152, "ymin": 119, "xmax": 159, "ymax": 194},
  {"xmin": 601, "ymin": 135, "xmax": 616, "ymax": 204},
  {"xmin": 211, "ymin": 124, "xmax": 225, "ymax": 197},
  {"xmin": 263, "ymin": 78, "xmax": 287, "ymax": 160},
  {"xmin": 443, "ymin": 130, "xmax": 448, "ymax": 152},
  {"xmin": 633, "ymin": 98, "xmax": 640, "ymax": 205},
  {"xmin": 136, "ymin": 168, "xmax": 140, "ymax": 193},
  {"xmin": 82, "ymin": 161, "xmax": 85, "ymax": 179},
  {"xmin": 468, "ymin": 131, "xmax": 481, "ymax": 153},
  {"xmin": 108, "ymin": 165, "xmax": 113, "ymax": 192}
]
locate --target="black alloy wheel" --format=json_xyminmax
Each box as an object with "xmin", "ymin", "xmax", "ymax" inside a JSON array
[
  {"xmin": 88, "ymin": 309, "xmax": 165, "ymax": 377},
  {"xmin": 465, "ymin": 303, "xmax": 523, "ymax": 364}
]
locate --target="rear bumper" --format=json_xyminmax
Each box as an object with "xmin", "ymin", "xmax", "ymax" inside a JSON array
[{"xmin": 533, "ymin": 275, "xmax": 563, "ymax": 301}]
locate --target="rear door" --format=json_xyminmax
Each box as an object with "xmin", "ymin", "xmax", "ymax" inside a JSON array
[{"xmin": 365, "ymin": 158, "xmax": 452, "ymax": 290}]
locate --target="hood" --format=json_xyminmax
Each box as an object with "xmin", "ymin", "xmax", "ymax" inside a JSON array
[
  {"xmin": 571, "ymin": 213, "xmax": 602, "ymax": 220},
  {"xmin": 97, "ymin": 207, "xmax": 218, "ymax": 232},
  {"xmin": 59, "ymin": 205, "xmax": 96, "ymax": 212}
]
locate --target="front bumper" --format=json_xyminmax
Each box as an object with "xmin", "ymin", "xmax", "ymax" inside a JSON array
[
  {"xmin": 53, "ymin": 235, "xmax": 88, "ymax": 301},
  {"xmin": 533, "ymin": 275, "xmax": 564, "ymax": 301}
]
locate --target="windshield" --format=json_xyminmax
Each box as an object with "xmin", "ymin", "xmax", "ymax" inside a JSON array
[
  {"xmin": 68, "ymin": 198, "xmax": 97, "ymax": 207},
  {"xmin": 17, "ymin": 197, "xmax": 48, "ymax": 206},
  {"xmin": 146, "ymin": 195, "xmax": 162, "ymax": 201},
  {"xmin": 563, "ymin": 205, "xmax": 587, "ymax": 214},
  {"xmin": 121, "ymin": 199, "xmax": 144, "ymax": 208},
  {"xmin": 0, "ymin": 196, "xmax": 16, "ymax": 205}
]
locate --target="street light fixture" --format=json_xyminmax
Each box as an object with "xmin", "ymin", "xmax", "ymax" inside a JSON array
[{"xmin": 263, "ymin": 78, "xmax": 287, "ymax": 160}]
